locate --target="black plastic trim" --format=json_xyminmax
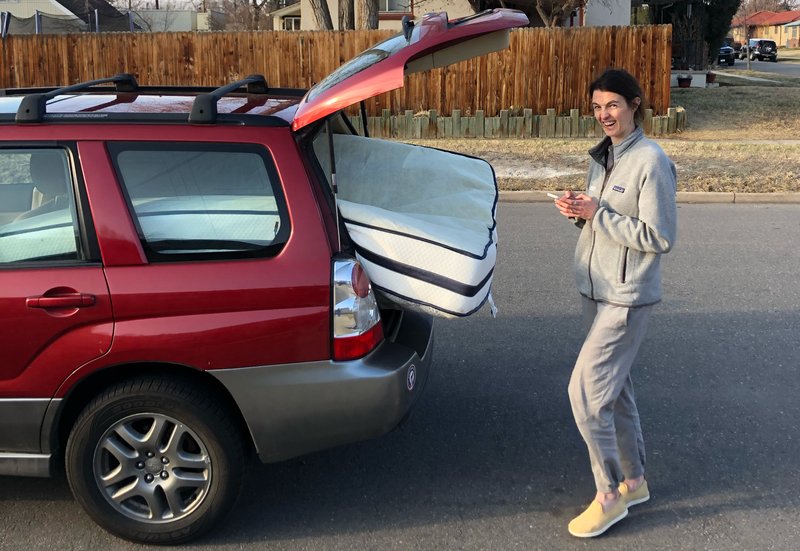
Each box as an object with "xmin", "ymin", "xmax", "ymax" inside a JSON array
[{"xmin": 15, "ymin": 73, "xmax": 138, "ymax": 123}]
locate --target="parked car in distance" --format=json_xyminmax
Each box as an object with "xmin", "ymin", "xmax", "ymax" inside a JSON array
[
  {"xmin": 0, "ymin": 8, "xmax": 528, "ymax": 546},
  {"xmin": 739, "ymin": 38, "xmax": 778, "ymax": 61},
  {"xmin": 718, "ymin": 44, "xmax": 735, "ymax": 66}
]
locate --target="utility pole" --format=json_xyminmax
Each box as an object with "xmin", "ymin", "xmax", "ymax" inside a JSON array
[{"xmin": 745, "ymin": 9, "xmax": 751, "ymax": 71}]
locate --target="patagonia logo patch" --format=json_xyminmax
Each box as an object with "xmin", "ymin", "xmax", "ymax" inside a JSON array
[{"xmin": 612, "ymin": 185, "xmax": 626, "ymax": 193}]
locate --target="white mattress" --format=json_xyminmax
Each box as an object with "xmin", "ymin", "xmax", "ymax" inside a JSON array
[{"xmin": 328, "ymin": 134, "xmax": 498, "ymax": 318}]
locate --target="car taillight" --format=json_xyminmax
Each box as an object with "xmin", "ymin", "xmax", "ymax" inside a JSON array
[{"xmin": 332, "ymin": 257, "xmax": 383, "ymax": 361}]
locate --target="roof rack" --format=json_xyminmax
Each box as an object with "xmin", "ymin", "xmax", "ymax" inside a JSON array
[
  {"xmin": 15, "ymin": 73, "xmax": 139, "ymax": 123},
  {"xmin": 189, "ymin": 74, "xmax": 269, "ymax": 124}
]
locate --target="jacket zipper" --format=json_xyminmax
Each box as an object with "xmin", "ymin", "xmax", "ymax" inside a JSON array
[
  {"xmin": 620, "ymin": 246, "xmax": 628, "ymax": 284},
  {"xmin": 587, "ymin": 155, "xmax": 614, "ymax": 299}
]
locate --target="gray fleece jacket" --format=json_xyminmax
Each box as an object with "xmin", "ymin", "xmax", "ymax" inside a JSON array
[{"xmin": 574, "ymin": 126, "xmax": 677, "ymax": 307}]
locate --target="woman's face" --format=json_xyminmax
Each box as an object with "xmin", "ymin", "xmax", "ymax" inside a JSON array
[{"xmin": 591, "ymin": 90, "xmax": 639, "ymax": 144}]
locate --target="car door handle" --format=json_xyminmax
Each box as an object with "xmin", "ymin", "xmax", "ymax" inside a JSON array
[{"xmin": 26, "ymin": 293, "xmax": 96, "ymax": 308}]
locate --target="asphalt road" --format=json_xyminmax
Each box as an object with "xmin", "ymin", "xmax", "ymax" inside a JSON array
[
  {"xmin": 718, "ymin": 56, "xmax": 800, "ymax": 77},
  {"xmin": 2, "ymin": 203, "xmax": 800, "ymax": 550}
]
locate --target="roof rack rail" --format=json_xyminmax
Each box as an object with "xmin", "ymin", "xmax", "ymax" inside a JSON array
[
  {"xmin": 15, "ymin": 73, "xmax": 139, "ymax": 123},
  {"xmin": 189, "ymin": 74, "xmax": 268, "ymax": 124}
]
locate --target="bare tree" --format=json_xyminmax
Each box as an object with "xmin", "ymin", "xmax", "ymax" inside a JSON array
[
  {"xmin": 358, "ymin": 0, "xmax": 378, "ymax": 29},
  {"xmin": 534, "ymin": 0, "xmax": 583, "ymax": 27},
  {"xmin": 249, "ymin": 0, "xmax": 278, "ymax": 29},
  {"xmin": 736, "ymin": 0, "xmax": 798, "ymax": 13},
  {"xmin": 339, "ymin": 0, "xmax": 355, "ymax": 29},
  {"xmin": 309, "ymin": 0, "xmax": 335, "ymax": 29}
]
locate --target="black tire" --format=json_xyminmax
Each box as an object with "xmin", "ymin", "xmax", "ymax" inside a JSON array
[{"xmin": 65, "ymin": 376, "xmax": 246, "ymax": 545}]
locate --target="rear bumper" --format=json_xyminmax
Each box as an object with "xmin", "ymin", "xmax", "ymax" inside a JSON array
[{"xmin": 210, "ymin": 310, "xmax": 434, "ymax": 463}]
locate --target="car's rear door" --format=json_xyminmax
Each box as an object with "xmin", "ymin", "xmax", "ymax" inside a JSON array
[
  {"xmin": 70, "ymin": 128, "xmax": 332, "ymax": 382},
  {"xmin": 0, "ymin": 144, "xmax": 112, "ymax": 454}
]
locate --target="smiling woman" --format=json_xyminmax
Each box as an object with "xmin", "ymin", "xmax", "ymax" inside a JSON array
[{"xmin": 549, "ymin": 68, "xmax": 678, "ymax": 540}]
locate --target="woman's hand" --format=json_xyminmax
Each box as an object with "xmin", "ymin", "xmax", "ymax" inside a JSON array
[{"xmin": 554, "ymin": 191, "xmax": 599, "ymax": 220}]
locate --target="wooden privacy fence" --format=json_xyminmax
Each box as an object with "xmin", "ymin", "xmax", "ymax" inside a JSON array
[{"xmin": 0, "ymin": 25, "xmax": 676, "ymax": 129}]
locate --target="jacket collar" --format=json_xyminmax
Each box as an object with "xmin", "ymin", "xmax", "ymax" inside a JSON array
[{"xmin": 589, "ymin": 125, "xmax": 644, "ymax": 166}]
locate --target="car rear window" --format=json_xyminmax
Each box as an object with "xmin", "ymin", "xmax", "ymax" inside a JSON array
[
  {"xmin": 108, "ymin": 142, "xmax": 290, "ymax": 262},
  {"xmin": 0, "ymin": 148, "xmax": 83, "ymax": 264}
]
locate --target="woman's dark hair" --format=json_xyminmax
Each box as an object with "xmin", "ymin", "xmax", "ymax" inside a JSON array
[{"xmin": 589, "ymin": 69, "xmax": 646, "ymax": 123}]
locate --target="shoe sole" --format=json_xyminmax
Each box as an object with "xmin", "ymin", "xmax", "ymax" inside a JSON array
[
  {"xmin": 626, "ymin": 493, "xmax": 650, "ymax": 507},
  {"xmin": 568, "ymin": 508, "xmax": 628, "ymax": 538}
]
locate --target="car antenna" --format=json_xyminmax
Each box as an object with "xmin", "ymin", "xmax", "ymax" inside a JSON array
[{"xmin": 325, "ymin": 118, "xmax": 342, "ymax": 252}]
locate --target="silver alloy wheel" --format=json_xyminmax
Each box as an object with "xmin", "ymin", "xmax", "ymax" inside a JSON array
[{"xmin": 93, "ymin": 412, "xmax": 212, "ymax": 523}]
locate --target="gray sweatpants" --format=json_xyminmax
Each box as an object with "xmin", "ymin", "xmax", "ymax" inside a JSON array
[{"xmin": 568, "ymin": 296, "xmax": 652, "ymax": 494}]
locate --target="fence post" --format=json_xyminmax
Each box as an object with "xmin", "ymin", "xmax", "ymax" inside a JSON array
[
  {"xmin": 523, "ymin": 108, "xmax": 532, "ymax": 138},
  {"xmin": 381, "ymin": 109, "xmax": 390, "ymax": 138},
  {"xmin": 499, "ymin": 109, "xmax": 509, "ymax": 138},
  {"xmin": 643, "ymin": 108, "xmax": 653, "ymax": 135},
  {"xmin": 570, "ymin": 109, "xmax": 580, "ymax": 138},
  {"xmin": 476, "ymin": 110, "xmax": 484, "ymax": 138},
  {"xmin": 452, "ymin": 109, "xmax": 461, "ymax": 138}
]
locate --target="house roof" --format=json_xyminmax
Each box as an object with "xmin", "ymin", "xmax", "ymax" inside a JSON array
[
  {"xmin": 270, "ymin": 2, "xmax": 301, "ymax": 19},
  {"xmin": 55, "ymin": 0, "xmax": 135, "ymax": 31},
  {"xmin": 731, "ymin": 10, "xmax": 800, "ymax": 28}
]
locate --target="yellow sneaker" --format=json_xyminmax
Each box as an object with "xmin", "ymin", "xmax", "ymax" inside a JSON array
[
  {"xmin": 619, "ymin": 479, "xmax": 650, "ymax": 507},
  {"xmin": 567, "ymin": 498, "xmax": 628, "ymax": 538}
]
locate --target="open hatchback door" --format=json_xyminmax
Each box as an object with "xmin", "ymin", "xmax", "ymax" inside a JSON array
[
  {"xmin": 291, "ymin": 8, "xmax": 529, "ymax": 131},
  {"xmin": 301, "ymin": 9, "xmax": 529, "ymax": 318}
]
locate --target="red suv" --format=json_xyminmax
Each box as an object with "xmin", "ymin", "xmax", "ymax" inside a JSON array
[{"xmin": 0, "ymin": 9, "xmax": 526, "ymax": 545}]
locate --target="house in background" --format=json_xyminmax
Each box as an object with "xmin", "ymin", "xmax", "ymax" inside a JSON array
[
  {"xmin": 0, "ymin": 0, "xmax": 135, "ymax": 32},
  {"xmin": 731, "ymin": 10, "xmax": 800, "ymax": 48},
  {"xmin": 565, "ymin": 0, "xmax": 632, "ymax": 27},
  {"xmin": 0, "ymin": 0, "xmax": 223, "ymax": 34},
  {"xmin": 278, "ymin": 0, "xmax": 473, "ymax": 31},
  {"xmin": 785, "ymin": 19, "xmax": 800, "ymax": 48},
  {"xmin": 134, "ymin": 9, "xmax": 224, "ymax": 31},
  {"xmin": 271, "ymin": 1, "xmax": 302, "ymax": 31},
  {"xmin": 275, "ymin": 0, "xmax": 631, "ymax": 31}
]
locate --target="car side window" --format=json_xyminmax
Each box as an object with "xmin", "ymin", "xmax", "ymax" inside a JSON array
[
  {"xmin": 108, "ymin": 143, "xmax": 290, "ymax": 262},
  {"xmin": 0, "ymin": 148, "xmax": 82, "ymax": 264}
]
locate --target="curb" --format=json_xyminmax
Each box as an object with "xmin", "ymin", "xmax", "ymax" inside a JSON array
[{"xmin": 499, "ymin": 191, "xmax": 800, "ymax": 204}]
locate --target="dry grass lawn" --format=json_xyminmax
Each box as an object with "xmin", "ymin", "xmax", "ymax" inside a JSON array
[{"xmin": 408, "ymin": 73, "xmax": 800, "ymax": 193}]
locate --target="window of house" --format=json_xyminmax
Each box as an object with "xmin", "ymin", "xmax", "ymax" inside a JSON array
[
  {"xmin": 109, "ymin": 143, "xmax": 290, "ymax": 262},
  {"xmin": 379, "ymin": 0, "xmax": 410, "ymax": 12},
  {"xmin": 282, "ymin": 16, "xmax": 300, "ymax": 31}
]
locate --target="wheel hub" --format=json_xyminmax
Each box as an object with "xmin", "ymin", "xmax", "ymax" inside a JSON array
[{"xmin": 92, "ymin": 412, "xmax": 212, "ymax": 523}]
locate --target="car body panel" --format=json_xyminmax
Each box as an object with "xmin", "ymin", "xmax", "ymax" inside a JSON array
[
  {"xmin": 291, "ymin": 9, "xmax": 529, "ymax": 131},
  {"xmin": 211, "ymin": 310, "xmax": 433, "ymax": 462}
]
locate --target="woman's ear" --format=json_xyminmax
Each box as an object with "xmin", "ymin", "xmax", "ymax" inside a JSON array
[{"xmin": 632, "ymin": 97, "xmax": 642, "ymax": 111}]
